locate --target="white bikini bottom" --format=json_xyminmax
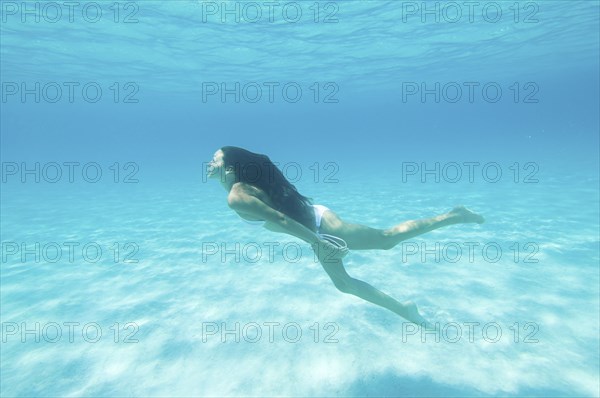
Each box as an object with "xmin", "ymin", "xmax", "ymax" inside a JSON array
[{"xmin": 312, "ymin": 204, "xmax": 330, "ymax": 232}]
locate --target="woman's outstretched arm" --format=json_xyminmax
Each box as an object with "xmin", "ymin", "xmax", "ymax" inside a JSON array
[
  {"xmin": 227, "ymin": 186, "xmax": 320, "ymax": 245},
  {"xmin": 228, "ymin": 186, "xmax": 348, "ymax": 257},
  {"xmin": 317, "ymin": 254, "xmax": 430, "ymax": 326}
]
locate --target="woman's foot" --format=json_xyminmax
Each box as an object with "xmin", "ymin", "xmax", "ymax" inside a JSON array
[
  {"xmin": 402, "ymin": 301, "xmax": 430, "ymax": 327},
  {"xmin": 448, "ymin": 206, "xmax": 485, "ymax": 224}
]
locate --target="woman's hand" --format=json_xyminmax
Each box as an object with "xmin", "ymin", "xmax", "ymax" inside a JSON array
[{"xmin": 311, "ymin": 238, "xmax": 349, "ymax": 262}]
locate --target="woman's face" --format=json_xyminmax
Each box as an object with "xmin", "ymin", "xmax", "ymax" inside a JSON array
[{"xmin": 207, "ymin": 149, "xmax": 225, "ymax": 179}]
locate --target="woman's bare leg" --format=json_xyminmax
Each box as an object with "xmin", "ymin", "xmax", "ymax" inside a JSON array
[
  {"xmin": 318, "ymin": 255, "xmax": 430, "ymax": 326},
  {"xmin": 320, "ymin": 206, "xmax": 484, "ymax": 250}
]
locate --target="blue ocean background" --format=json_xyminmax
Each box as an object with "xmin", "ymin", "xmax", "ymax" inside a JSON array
[{"xmin": 1, "ymin": 1, "xmax": 599, "ymax": 397}]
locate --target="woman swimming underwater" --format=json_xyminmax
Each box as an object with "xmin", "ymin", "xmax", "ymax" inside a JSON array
[{"xmin": 206, "ymin": 146, "xmax": 485, "ymax": 326}]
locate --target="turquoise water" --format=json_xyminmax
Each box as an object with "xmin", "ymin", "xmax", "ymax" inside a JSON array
[{"xmin": 1, "ymin": 1, "xmax": 599, "ymax": 397}]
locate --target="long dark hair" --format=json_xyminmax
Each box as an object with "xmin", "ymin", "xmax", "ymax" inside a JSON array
[{"xmin": 220, "ymin": 146, "xmax": 316, "ymax": 231}]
